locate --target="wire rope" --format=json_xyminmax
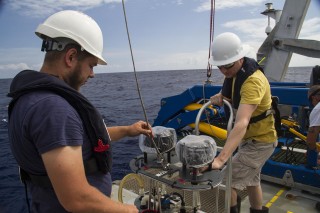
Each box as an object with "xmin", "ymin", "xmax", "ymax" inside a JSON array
[
  {"xmin": 206, "ymin": 0, "xmax": 215, "ymax": 79},
  {"xmin": 121, "ymin": 0, "xmax": 150, "ymax": 127},
  {"xmin": 121, "ymin": 0, "xmax": 168, "ymax": 168}
]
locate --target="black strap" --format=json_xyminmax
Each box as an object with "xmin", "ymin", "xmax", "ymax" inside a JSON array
[
  {"xmin": 84, "ymin": 157, "xmax": 100, "ymax": 174},
  {"xmin": 249, "ymin": 109, "xmax": 274, "ymax": 124},
  {"xmin": 271, "ymin": 96, "xmax": 282, "ymax": 136},
  {"xmin": 248, "ymin": 96, "xmax": 282, "ymax": 136},
  {"xmin": 20, "ymin": 157, "xmax": 100, "ymax": 188}
]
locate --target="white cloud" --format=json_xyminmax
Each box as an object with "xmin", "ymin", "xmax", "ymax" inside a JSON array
[
  {"xmin": 300, "ymin": 17, "xmax": 320, "ymax": 39},
  {"xmin": 0, "ymin": 63, "xmax": 29, "ymax": 70},
  {"xmin": 0, "ymin": 63, "xmax": 30, "ymax": 79},
  {"xmin": 1, "ymin": 0, "xmax": 319, "ymax": 78},
  {"xmin": 99, "ymin": 48, "xmax": 210, "ymax": 73},
  {"xmin": 8, "ymin": 0, "xmax": 122, "ymax": 17},
  {"xmin": 143, "ymin": 50, "xmax": 208, "ymax": 69},
  {"xmin": 195, "ymin": 0, "xmax": 265, "ymax": 12},
  {"xmin": 291, "ymin": 55, "xmax": 320, "ymax": 67},
  {"xmin": 0, "ymin": 48, "xmax": 43, "ymax": 78},
  {"xmin": 0, "ymin": 62, "xmax": 42, "ymax": 78},
  {"xmin": 220, "ymin": 15, "xmax": 320, "ymax": 40},
  {"xmin": 223, "ymin": 18, "xmax": 269, "ymax": 40},
  {"xmin": 175, "ymin": 0, "xmax": 183, "ymax": 6},
  {"xmin": 84, "ymin": 14, "xmax": 320, "ymax": 74},
  {"xmin": 219, "ymin": 16, "xmax": 320, "ymax": 67}
]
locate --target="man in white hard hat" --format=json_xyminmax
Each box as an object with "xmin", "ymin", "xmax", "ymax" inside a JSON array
[
  {"xmin": 8, "ymin": 10, "xmax": 151, "ymax": 213},
  {"xmin": 208, "ymin": 32, "xmax": 277, "ymax": 213},
  {"xmin": 306, "ymin": 85, "xmax": 320, "ymax": 167}
]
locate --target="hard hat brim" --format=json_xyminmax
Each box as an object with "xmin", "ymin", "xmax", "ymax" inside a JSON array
[
  {"xmin": 209, "ymin": 44, "xmax": 251, "ymax": 66},
  {"xmin": 35, "ymin": 10, "xmax": 108, "ymax": 66}
]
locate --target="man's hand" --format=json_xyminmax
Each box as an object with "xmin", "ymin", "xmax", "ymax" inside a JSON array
[
  {"xmin": 128, "ymin": 120, "xmax": 152, "ymax": 138},
  {"xmin": 123, "ymin": 204, "xmax": 139, "ymax": 213},
  {"xmin": 199, "ymin": 157, "xmax": 225, "ymax": 173},
  {"xmin": 211, "ymin": 157, "xmax": 225, "ymax": 169},
  {"xmin": 210, "ymin": 93, "xmax": 224, "ymax": 106}
]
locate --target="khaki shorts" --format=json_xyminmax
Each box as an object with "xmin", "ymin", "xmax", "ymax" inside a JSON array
[{"xmin": 231, "ymin": 140, "xmax": 277, "ymax": 190}]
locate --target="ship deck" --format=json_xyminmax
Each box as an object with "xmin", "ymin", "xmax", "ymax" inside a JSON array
[{"xmin": 111, "ymin": 177, "xmax": 320, "ymax": 213}]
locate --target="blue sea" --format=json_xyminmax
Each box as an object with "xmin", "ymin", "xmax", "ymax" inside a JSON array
[{"xmin": 0, "ymin": 67, "xmax": 314, "ymax": 212}]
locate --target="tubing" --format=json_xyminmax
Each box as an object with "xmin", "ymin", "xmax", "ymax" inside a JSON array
[
  {"xmin": 185, "ymin": 102, "xmax": 227, "ymax": 139},
  {"xmin": 223, "ymin": 100, "xmax": 234, "ymax": 213},
  {"xmin": 188, "ymin": 122, "xmax": 227, "ymax": 140},
  {"xmin": 288, "ymin": 128, "xmax": 307, "ymax": 141},
  {"xmin": 195, "ymin": 101, "xmax": 214, "ymax": 136},
  {"xmin": 193, "ymin": 100, "xmax": 234, "ymax": 213},
  {"xmin": 184, "ymin": 103, "xmax": 218, "ymax": 114},
  {"xmin": 118, "ymin": 173, "xmax": 144, "ymax": 203}
]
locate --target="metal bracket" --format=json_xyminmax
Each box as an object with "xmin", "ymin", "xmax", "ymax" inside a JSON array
[
  {"xmin": 273, "ymin": 38, "xmax": 320, "ymax": 58},
  {"xmin": 282, "ymin": 170, "xmax": 295, "ymax": 187}
]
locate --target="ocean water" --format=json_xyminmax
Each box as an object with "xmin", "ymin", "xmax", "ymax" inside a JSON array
[{"xmin": 0, "ymin": 67, "xmax": 314, "ymax": 212}]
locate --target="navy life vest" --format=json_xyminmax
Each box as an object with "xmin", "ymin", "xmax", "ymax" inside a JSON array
[
  {"xmin": 221, "ymin": 57, "xmax": 263, "ymax": 109},
  {"xmin": 221, "ymin": 57, "xmax": 281, "ymax": 134},
  {"xmin": 8, "ymin": 70, "xmax": 112, "ymax": 176}
]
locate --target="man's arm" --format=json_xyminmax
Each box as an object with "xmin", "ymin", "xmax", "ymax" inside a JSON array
[
  {"xmin": 42, "ymin": 146, "xmax": 138, "ymax": 213},
  {"xmin": 210, "ymin": 92, "xmax": 231, "ymax": 106},
  {"xmin": 212, "ymin": 103, "xmax": 257, "ymax": 169},
  {"xmin": 107, "ymin": 121, "xmax": 152, "ymax": 142},
  {"xmin": 307, "ymin": 126, "xmax": 320, "ymax": 150}
]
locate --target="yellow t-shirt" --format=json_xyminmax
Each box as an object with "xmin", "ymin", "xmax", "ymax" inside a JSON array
[{"xmin": 235, "ymin": 70, "xmax": 277, "ymax": 143}]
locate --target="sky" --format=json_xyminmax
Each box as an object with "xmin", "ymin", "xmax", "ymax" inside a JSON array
[{"xmin": 0, "ymin": 0, "xmax": 319, "ymax": 79}]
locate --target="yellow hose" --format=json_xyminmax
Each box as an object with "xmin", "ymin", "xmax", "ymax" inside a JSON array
[
  {"xmin": 281, "ymin": 118, "xmax": 300, "ymax": 128},
  {"xmin": 184, "ymin": 103, "xmax": 217, "ymax": 114},
  {"xmin": 189, "ymin": 122, "xmax": 227, "ymax": 140},
  {"xmin": 118, "ymin": 173, "xmax": 144, "ymax": 203},
  {"xmin": 184, "ymin": 103, "xmax": 227, "ymax": 140},
  {"xmin": 288, "ymin": 128, "xmax": 306, "ymax": 141}
]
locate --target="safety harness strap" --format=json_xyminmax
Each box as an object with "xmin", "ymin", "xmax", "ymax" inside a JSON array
[
  {"xmin": 249, "ymin": 109, "xmax": 274, "ymax": 124},
  {"xmin": 249, "ymin": 96, "xmax": 282, "ymax": 136}
]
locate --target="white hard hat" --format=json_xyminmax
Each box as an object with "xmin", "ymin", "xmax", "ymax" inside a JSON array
[
  {"xmin": 209, "ymin": 32, "xmax": 250, "ymax": 66},
  {"xmin": 35, "ymin": 10, "xmax": 107, "ymax": 65}
]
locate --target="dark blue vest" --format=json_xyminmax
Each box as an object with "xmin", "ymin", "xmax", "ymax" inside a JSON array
[
  {"xmin": 8, "ymin": 70, "xmax": 112, "ymax": 174},
  {"xmin": 221, "ymin": 57, "xmax": 264, "ymax": 109}
]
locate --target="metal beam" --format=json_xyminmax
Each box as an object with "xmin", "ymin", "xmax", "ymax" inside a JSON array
[{"xmin": 260, "ymin": 0, "xmax": 311, "ymax": 82}]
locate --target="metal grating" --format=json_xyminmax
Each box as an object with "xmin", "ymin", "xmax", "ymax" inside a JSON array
[
  {"xmin": 117, "ymin": 173, "xmax": 247, "ymax": 213},
  {"xmin": 271, "ymin": 141, "xmax": 307, "ymax": 165}
]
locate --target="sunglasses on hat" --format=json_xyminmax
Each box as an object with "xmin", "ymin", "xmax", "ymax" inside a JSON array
[{"xmin": 218, "ymin": 62, "xmax": 235, "ymax": 69}]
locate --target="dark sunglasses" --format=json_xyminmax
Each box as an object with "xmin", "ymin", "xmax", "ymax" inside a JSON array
[{"xmin": 218, "ymin": 62, "xmax": 235, "ymax": 69}]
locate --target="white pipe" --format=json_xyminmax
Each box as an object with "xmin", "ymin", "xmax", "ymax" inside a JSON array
[
  {"xmin": 223, "ymin": 100, "xmax": 233, "ymax": 213},
  {"xmin": 194, "ymin": 99, "xmax": 234, "ymax": 213},
  {"xmin": 195, "ymin": 101, "xmax": 212, "ymax": 136}
]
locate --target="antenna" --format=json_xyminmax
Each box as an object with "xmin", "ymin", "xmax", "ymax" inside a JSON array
[{"xmin": 261, "ymin": 3, "xmax": 282, "ymax": 35}]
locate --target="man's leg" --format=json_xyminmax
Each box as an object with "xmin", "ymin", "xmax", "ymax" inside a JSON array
[
  {"xmin": 247, "ymin": 185, "xmax": 269, "ymax": 213},
  {"xmin": 231, "ymin": 188, "xmax": 238, "ymax": 207},
  {"xmin": 230, "ymin": 188, "xmax": 242, "ymax": 213},
  {"xmin": 247, "ymin": 185, "xmax": 262, "ymax": 209}
]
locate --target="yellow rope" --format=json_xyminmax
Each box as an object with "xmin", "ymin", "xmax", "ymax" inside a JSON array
[{"xmin": 258, "ymin": 56, "xmax": 266, "ymax": 65}]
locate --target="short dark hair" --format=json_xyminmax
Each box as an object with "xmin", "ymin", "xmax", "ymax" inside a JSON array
[
  {"xmin": 308, "ymin": 85, "xmax": 320, "ymax": 100},
  {"xmin": 44, "ymin": 43, "xmax": 91, "ymax": 63}
]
